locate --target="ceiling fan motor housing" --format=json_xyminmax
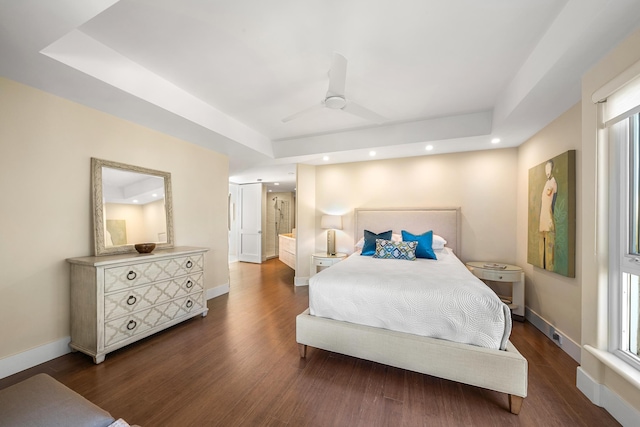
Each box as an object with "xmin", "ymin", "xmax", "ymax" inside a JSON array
[{"xmin": 325, "ymin": 95, "xmax": 347, "ymax": 109}]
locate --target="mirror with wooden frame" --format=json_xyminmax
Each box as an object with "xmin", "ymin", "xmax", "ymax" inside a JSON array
[{"xmin": 91, "ymin": 158, "xmax": 174, "ymax": 255}]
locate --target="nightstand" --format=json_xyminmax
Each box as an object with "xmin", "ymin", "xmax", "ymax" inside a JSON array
[
  {"xmin": 310, "ymin": 252, "xmax": 347, "ymax": 277},
  {"xmin": 466, "ymin": 262, "xmax": 525, "ymax": 322}
]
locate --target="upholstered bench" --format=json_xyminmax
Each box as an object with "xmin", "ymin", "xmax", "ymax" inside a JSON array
[{"xmin": 0, "ymin": 373, "xmax": 134, "ymax": 427}]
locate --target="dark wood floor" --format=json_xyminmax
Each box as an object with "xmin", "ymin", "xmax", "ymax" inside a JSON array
[{"xmin": 1, "ymin": 259, "xmax": 620, "ymax": 426}]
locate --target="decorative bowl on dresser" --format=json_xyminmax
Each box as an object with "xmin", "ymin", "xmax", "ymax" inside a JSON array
[
  {"xmin": 66, "ymin": 246, "xmax": 209, "ymax": 363},
  {"xmin": 134, "ymin": 242, "xmax": 156, "ymax": 254}
]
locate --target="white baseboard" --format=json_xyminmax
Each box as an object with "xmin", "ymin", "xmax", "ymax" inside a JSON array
[
  {"xmin": 1, "ymin": 285, "xmax": 230, "ymax": 380},
  {"xmin": 0, "ymin": 337, "xmax": 71, "ymax": 380},
  {"xmin": 294, "ymin": 276, "xmax": 309, "ymax": 286},
  {"xmin": 206, "ymin": 282, "xmax": 230, "ymax": 300},
  {"xmin": 525, "ymin": 307, "xmax": 581, "ymax": 363},
  {"xmin": 577, "ymin": 367, "xmax": 640, "ymax": 427}
]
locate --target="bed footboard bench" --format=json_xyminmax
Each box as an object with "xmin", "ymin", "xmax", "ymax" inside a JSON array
[{"xmin": 296, "ymin": 308, "xmax": 527, "ymax": 414}]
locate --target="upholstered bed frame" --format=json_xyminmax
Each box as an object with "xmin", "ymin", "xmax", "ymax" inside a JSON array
[{"xmin": 296, "ymin": 208, "xmax": 528, "ymax": 414}]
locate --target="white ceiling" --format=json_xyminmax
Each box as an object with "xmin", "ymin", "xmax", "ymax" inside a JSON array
[{"xmin": 2, "ymin": 0, "xmax": 640, "ymax": 193}]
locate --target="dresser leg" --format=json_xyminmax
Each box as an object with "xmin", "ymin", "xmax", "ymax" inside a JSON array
[{"xmin": 93, "ymin": 354, "xmax": 105, "ymax": 364}]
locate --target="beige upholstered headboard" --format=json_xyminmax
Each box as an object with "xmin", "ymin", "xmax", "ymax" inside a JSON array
[{"xmin": 355, "ymin": 208, "xmax": 461, "ymax": 255}]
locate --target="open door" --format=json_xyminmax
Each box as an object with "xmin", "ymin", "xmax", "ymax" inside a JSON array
[{"xmin": 238, "ymin": 183, "xmax": 262, "ymax": 263}]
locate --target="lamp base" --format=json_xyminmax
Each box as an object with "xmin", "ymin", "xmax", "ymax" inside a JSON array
[{"xmin": 326, "ymin": 229, "xmax": 336, "ymax": 256}]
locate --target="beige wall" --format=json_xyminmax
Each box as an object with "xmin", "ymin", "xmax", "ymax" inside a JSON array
[
  {"xmin": 141, "ymin": 199, "xmax": 167, "ymax": 242},
  {"xmin": 581, "ymin": 27, "xmax": 640, "ymax": 411},
  {"xmin": 0, "ymin": 77, "xmax": 230, "ymax": 360},
  {"xmin": 516, "ymin": 103, "xmax": 582, "ymax": 342},
  {"xmin": 313, "ymin": 148, "xmax": 519, "ymax": 264},
  {"xmin": 295, "ymin": 164, "xmax": 316, "ymax": 283},
  {"xmin": 105, "ymin": 203, "xmax": 146, "ymax": 244}
]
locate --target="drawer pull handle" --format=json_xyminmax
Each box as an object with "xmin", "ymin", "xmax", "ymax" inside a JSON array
[
  {"xmin": 186, "ymin": 300, "xmax": 193, "ymax": 308},
  {"xmin": 499, "ymin": 276, "xmax": 503, "ymax": 280},
  {"xmin": 126, "ymin": 295, "xmax": 137, "ymax": 305},
  {"xmin": 126, "ymin": 271, "xmax": 137, "ymax": 280},
  {"xmin": 126, "ymin": 320, "xmax": 137, "ymax": 330},
  {"xmin": 186, "ymin": 280, "xmax": 193, "ymax": 289},
  {"xmin": 186, "ymin": 260, "xmax": 193, "ymax": 269}
]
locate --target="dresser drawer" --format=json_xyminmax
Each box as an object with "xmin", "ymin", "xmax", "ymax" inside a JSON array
[
  {"xmin": 104, "ymin": 292, "xmax": 205, "ymax": 347},
  {"xmin": 316, "ymin": 258, "xmax": 339, "ymax": 267},
  {"xmin": 473, "ymin": 268, "xmax": 521, "ymax": 282},
  {"xmin": 104, "ymin": 273, "xmax": 203, "ymax": 320},
  {"xmin": 104, "ymin": 254, "xmax": 204, "ymax": 292}
]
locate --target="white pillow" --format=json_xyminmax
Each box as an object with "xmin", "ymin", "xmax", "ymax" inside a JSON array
[
  {"xmin": 432, "ymin": 234, "xmax": 447, "ymax": 250},
  {"xmin": 355, "ymin": 233, "xmax": 401, "ymax": 249}
]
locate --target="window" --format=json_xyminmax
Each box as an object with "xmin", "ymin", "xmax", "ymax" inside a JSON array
[{"xmin": 610, "ymin": 110, "xmax": 640, "ymax": 370}]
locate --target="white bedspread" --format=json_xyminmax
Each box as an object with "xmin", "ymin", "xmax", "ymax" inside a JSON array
[{"xmin": 309, "ymin": 249, "xmax": 512, "ymax": 350}]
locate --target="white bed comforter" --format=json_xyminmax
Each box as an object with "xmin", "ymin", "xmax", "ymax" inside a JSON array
[{"xmin": 309, "ymin": 249, "xmax": 512, "ymax": 350}]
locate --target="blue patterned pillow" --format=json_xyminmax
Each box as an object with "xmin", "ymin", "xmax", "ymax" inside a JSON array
[
  {"xmin": 372, "ymin": 239, "xmax": 417, "ymax": 260},
  {"xmin": 402, "ymin": 230, "xmax": 437, "ymax": 260},
  {"xmin": 361, "ymin": 229, "xmax": 392, "ymax": 256}
]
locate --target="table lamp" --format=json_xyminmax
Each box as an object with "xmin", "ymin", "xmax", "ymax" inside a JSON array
[{"xmin": 321, "ymin": 215, "xmax": 342, "ymax": 256}]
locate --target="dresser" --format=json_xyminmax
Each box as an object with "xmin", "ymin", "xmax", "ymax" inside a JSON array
[{"xmin": 67, "ymin": 246, "xmax": 209, "ymax": 363}]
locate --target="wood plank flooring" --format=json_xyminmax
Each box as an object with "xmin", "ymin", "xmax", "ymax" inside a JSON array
[{"xmin": 0, "ymin": 258, "xmax": 620, "ymax": 426}]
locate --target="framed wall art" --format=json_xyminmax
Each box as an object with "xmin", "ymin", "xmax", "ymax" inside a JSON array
[{"xmin": 527, "ymin": 150, "xmax": 576, "ymax": 277}]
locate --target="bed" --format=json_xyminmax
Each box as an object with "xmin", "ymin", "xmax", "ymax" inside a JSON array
[{"xmin": 296, "ymin": 208, "xmax": 528, "ymax": 414}]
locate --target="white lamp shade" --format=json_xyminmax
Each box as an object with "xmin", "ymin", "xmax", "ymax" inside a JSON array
[{"xmin": 320, "ymin": 214, "xmax": 342, "ymax": 230}]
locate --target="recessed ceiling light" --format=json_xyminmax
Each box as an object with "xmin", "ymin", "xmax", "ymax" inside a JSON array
[
  {"xmin": 132, "ymin": 200, "xmax": 138, "ymax": 203},
  {"xmin": 369, "ymin": 151, "xmax": 376, "ymax": 157},
  {"xmin": 274, "ymin": 182, "xmax": 280, "ymax": 186},
  {"xmin": 152, "ymin": 193, "xmax": 158, "ymax": 197},
  {"xmin": 323, "ymin": 156, "xmax": 329, "ymax": 161},
  {"xmin": 491, "ymin": 138, "xmax": 501, "ymax": 144},
  {"xmin": 426, "ymin": 145, "xmax": 433, "ymax": 151},
  {"xmin": 268, "ymin": 189, "xmax": 272, "ymax": 192}
]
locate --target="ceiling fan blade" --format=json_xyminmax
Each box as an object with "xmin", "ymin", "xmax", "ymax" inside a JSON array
[
  {"xmin": 342, "ymin": 101, "xmax": 387, "ymax": 124},
  {"xmin": 281, "ymin": 103, "xmax": 324, "ymax": 123},
  {"xmin": 327, "ymin": 52, "xmax": 347, "ymax": 97}
]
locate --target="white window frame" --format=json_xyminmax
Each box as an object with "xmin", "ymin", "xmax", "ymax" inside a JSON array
[{"xmin": 609, "ymin": 114, "xmax": 640, "ymax": 372}]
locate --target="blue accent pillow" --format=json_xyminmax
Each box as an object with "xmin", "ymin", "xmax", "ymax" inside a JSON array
[
  {"xmin": 361, "ymin": 229, "xmax": 392, "ymax": 256},
  {"xmin": 401, "ymin": 230, "xmax": 437, "ymax": 260},
  {"xmin": 372, "ymin": 239, "xmax": 417, "ymax": 260}
]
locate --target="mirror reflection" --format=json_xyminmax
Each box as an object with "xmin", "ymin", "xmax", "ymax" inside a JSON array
[
  {"xmin": 102, "ymin": 167, "xmax": 167, "ymax": 247},
  {"xmin": 92, "ymin": 158, "xmax": 174, "ymax": 256}
]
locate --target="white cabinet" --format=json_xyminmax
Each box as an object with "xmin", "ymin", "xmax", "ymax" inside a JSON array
[
  {"xmin": 67, "ymin": 247, "xmax": 208, "ymax": 363},
  {"xmin": 278, "ymin": 233, "xmax": 296, "ymax": 270},
  {"xmin": 466, "ymin": 262, "xmax": 525, "ymax": 322},
  {"xmin": 310, "ymin": 252, "xmax": 347, "ymax": 276}
]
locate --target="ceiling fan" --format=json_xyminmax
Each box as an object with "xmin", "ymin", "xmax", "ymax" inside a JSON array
[{"xmin": 282, "ymin": 53, "xmax": 387, "ymax": 124}]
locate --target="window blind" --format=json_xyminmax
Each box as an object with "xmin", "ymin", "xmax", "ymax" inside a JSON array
[{"xmin": 604, "ymin": 73, "xmax": 640, "ymax": 127}]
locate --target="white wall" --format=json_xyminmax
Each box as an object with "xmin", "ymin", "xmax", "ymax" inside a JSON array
[
  {"xmin": 0, "ymin": 77, "xmax": 230, "ymax": 365},
  {"xmin": 313, "ymin": 148, "xmax": 519, "ymax": 264},
  {"xmin": 516, "ymin": 103, "xmax": 582, "ymax": 345},
  {"xmin": 580, "ymin": 26, "xmax": 640, "ymax": 413}
]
